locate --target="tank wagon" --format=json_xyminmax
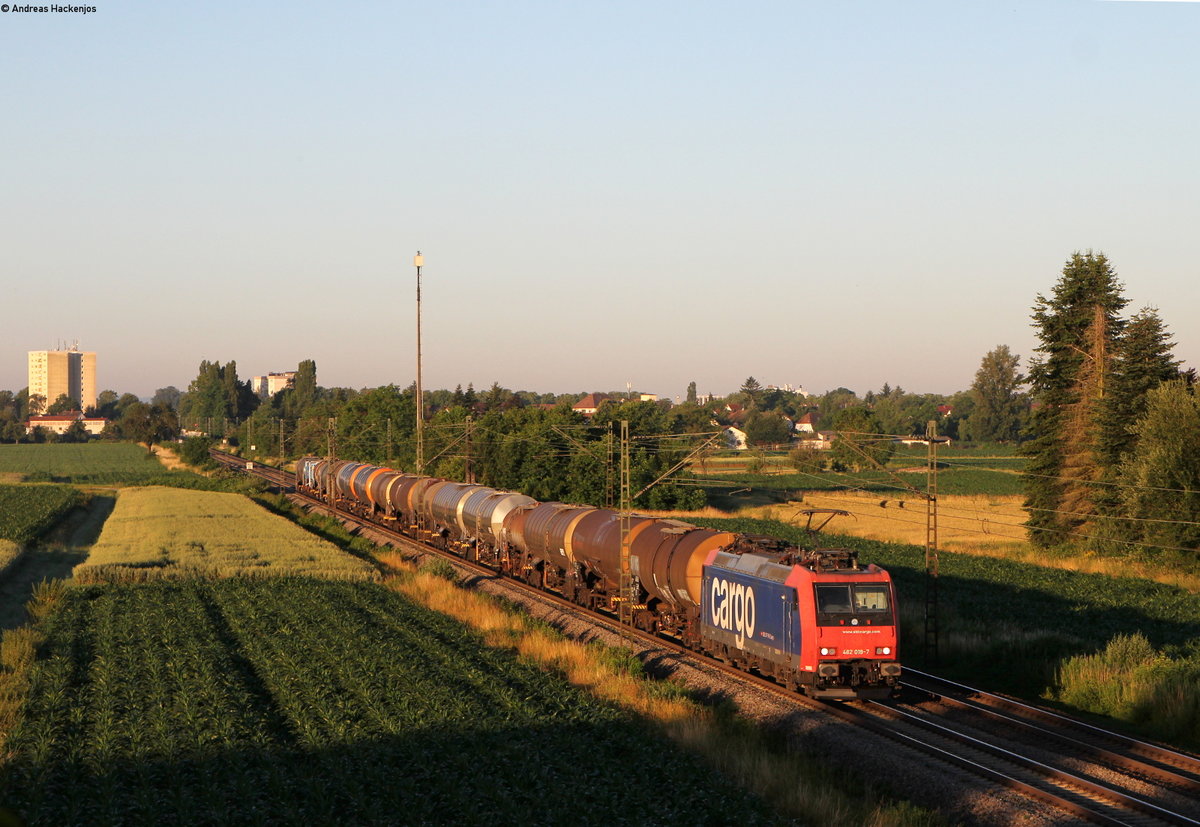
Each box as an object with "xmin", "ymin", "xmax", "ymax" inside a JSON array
[{"xmin": 295, "ymin": 457, "xmax": 900, "ymax": 699}]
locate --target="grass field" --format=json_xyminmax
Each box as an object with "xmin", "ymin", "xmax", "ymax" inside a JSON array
[
  {"xmin": 0, "ymin": 484, "xmax": 83, "ymax": 547},
  {"xmin": 74, "ymin": 487, "xmax": 378, "ymax": 583},
  {"xmin": 705, "ymin": 467, "xmax": 1025, "ymax": 498},
  {"xmin": 696, "ymin": 447, "xmax": 1026, "ymax": 500},
  {"xmin": 0, "ymin": 578, "xmax": 789, "ymax": 826},
  {"xmin": 741, "ymin": 491, "xmax": 1029, "ymax": 565},
  {"xmin": 0, "ymin": 443, "xmax": 260, "ymax": 492},
  {"xmin": 0, "ymin": 443, "xmax": 167, "ymax": 484}
]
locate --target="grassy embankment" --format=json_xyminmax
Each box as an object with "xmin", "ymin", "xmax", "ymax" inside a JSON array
[{"xmin": 0, "ymin": 487, "xmax": 935, "ymax": 826}]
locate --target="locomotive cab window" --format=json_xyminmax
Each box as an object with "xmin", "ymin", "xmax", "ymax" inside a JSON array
[{"xmin": 815, "ymin": 584, "xmax": 892, "ymax": 626}]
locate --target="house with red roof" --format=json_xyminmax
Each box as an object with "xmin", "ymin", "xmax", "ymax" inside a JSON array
[
  {"xmin": 795, "ymin": 412, "xmax": 818, "ymax": 433},
  {"xmin": 26, "ymin": 411, "xmax": 107, "ymax": 436},
  {"xmin": 572, "ymin": 393, "xmax": 608, "ymax": 417}
]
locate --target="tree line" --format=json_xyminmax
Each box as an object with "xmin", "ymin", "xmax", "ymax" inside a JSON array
[
  {"xmin": 0, "ymin": 387, "xmax": 181, "ymax": 447},
  {"xmin": 3, "ymin": 248, "xmax": 1194, "ymax": 562}
]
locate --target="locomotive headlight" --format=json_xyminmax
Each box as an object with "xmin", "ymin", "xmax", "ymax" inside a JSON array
[
  {"xmin": 819, "ymin": 647, "xmax": 834, "ymax": 656},
  {"xmin": 875, "ymin": 647, "xmax": 891, "ymax": 656}
]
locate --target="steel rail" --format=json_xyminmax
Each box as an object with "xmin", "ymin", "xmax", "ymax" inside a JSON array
[
  {"xmin": 905, "ymin": 668, "xmax": 1200, "ymax": 788},
  {"xmin": 862, "ymin": 700, "xmax": 1200, "ymax": 827}
]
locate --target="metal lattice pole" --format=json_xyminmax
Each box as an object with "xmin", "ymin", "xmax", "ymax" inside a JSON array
[
  {"xmin": 924, "ymin": 419, "xmax": 940, "ymax": 666},
  {"xmin": 413, "ymin": 251, "xmax": 425, "ymax": 476},
  {"xmin": 619, "ymin": 420, "xmax": 633, "ymax": 629},
  {"xmin": 465, "ymin": 415, "xmax": 474, "ymax": 484},
  {"xmin": 326, "ymin": 417, "xmax": 337, "ymax": 509},
  {"xmin": 605, "ymin": 424, "xmax": 615, "ymax": 510}
]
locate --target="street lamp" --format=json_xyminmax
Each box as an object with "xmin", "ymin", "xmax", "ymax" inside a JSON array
[{"xmin": 414, "ymin": 250, "xmax": 425, "ymax": 476}]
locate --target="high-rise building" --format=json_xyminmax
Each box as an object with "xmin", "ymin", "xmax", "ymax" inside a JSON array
[{"xmin": 27, "ymin": 346, "xmax": 97, "ymax": 412}]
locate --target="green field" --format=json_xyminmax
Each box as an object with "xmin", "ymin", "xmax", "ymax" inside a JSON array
[
  {"xmin": 699, "ymin": 446, "xmax": 1027, "ymax": 505},
  {"xmin": 0, "ymin": 579, "xmax": 783, "ymax": 826},
  {"xmin": 0, "ymin": 484, "xmax": 82, "ymax": 547},
  {"xmin": 0, "ymin": 443, "xmax": 255, "ymax": 491},
  {"xmin": 75, "ymin": 487, "xmax": 378, "ymax": 583}
]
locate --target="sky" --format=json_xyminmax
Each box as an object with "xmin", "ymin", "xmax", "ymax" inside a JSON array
[{"xmin": 1, "ymin": 1, "xmax": 1196, "ymax": 401}]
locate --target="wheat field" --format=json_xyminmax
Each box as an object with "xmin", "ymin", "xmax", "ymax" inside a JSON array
[{"xmin": 75, "ymin": 486, "xmax": 378, "ymax": 582}]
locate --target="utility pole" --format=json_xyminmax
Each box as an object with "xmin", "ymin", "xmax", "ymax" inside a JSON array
[
  {"xmin": 925, "ymin": 420, "xmax": 940, "ymax": 666},
  {"xmin": 413, "ymin": 251, "xmax": 425, "ymax": 475},
  {"xmin": 278, "ymin": 418, "xmax": 284, "ymax": 461},
  {"xmin": 618, "ymin": 420, "xmax": 633, "ymax": 630},
  {"xmin": 605, "ymin": 425, "xmax": 615, "ymax": 509},
  {"xmin": 464, "ymin": 415, "xmax": 475, "ymax": 484},
  {"xmin": 326, "ymin": 417, "xmax": 337, "ymax": 508}
]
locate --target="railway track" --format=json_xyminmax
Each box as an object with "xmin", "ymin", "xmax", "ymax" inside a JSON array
[
  {"xmin": 211, "ymin": 451, "xmax": 294, "ymax": 489},
  {"xmin": 215, "ymin": 451, "xmax": 1200, "ymax": 825},
  {"xmin": 895, "ymin": 670, "xmax": 1200, "ymax": 824}
]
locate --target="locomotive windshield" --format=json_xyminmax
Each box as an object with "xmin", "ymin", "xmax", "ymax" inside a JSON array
[{"xmin": 814, "ymin": 584, "xmax": 893, "ymax": 626}]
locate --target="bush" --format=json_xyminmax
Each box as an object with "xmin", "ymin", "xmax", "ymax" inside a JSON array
[
  {"xmin": 744, "ymin": 450, "xmax": 766, "ymax": 474},
  {"xmin": 788, "ymin": 445, "xmax": 825, "ymax": 474},
  {"xmin": 418, "ymin": 557, "xmax": 460, "ymax": 583},
  {"xmin": 178, "ymin": 437, "xmax": 217, "ymax": 469},
  {"xmin": 1055, "ymin": 633, "xmax": 1200, "ymax": 746}
]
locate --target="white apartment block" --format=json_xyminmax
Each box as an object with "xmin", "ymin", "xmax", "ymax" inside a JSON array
[
  {"xmin": 251, "ymin": 371, "xmax": 297, "ymax": 397},
  {"xmin": 28, "ymin": 347, "xmax": 97, "ymax": 412}
]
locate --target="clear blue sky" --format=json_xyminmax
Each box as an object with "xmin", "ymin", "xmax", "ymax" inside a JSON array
[{"xmin": 2, "ymin": 0, "xmax": 1196, "ymax": 400}]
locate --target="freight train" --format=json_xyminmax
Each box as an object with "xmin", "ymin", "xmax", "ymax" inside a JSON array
[{"xmin": 296, "ymin": 457, "xmax": 901, "ymax": 700}]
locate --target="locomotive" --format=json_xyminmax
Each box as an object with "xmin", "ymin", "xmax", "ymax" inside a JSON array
[{"xmin": 296, "ymin": 457, "xmax": 901, "ymax": 700}]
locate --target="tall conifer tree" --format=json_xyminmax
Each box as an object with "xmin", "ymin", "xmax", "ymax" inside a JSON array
[
  {"xmin": 1024, "ymin": 252, "xmax": 1127, "ymax": 546},
  {"xmin": 1098, "ymin": 307, "xmax": 1180, "ymax": 468}
]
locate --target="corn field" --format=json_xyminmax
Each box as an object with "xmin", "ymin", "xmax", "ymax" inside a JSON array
[
  {"xmin": 0, "ymin": 579, "xmax": 783, "ymax": 826},
  {"xmin": 0, "ymin": 483, "xmax": 81, "ymax": 546}
]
